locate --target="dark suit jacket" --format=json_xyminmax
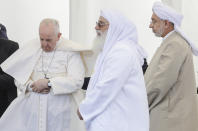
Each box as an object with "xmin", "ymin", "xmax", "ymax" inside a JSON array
[
  {"xmin": 0, "ymin": 38, "xmax": 19, "ymax": 117},
  {"xmin": 142, "ymin": 58, "xmax": 148, "ymax": 74}
]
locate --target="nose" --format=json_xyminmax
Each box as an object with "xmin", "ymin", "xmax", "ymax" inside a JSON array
[
  {"xmin": 149, "ymin": 23, "xmax": 153, "ymax": 28},
  {"xmin": 95, "ymin": 25, "xmax": 100, "ymax": 30}
]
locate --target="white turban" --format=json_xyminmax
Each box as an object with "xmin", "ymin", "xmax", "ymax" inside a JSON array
[{"xmin": 153, "ymin": 1, "xmax": 198, "ymax": 56}]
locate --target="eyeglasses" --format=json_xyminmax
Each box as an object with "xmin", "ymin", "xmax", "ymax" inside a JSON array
[{"xmin": 96, "ymin": 21, "xmax": 109, "ymax": 28}]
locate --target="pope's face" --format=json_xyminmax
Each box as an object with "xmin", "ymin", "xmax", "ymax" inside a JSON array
[{"xmin": 39, "ymin": 23, "xmax": 61, "ymax": 52}]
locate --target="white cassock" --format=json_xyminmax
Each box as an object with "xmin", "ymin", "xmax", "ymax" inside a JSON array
[{"xmin": 0, "ymin": 38, "xmax": 90, "ymax": 131}]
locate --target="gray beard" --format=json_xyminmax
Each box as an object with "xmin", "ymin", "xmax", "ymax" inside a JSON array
[{"xmin": 154, "ymin": 23, "xmax": 165, "ymax": 37}]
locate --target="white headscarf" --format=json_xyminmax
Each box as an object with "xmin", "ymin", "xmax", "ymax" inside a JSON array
[
  {"xmin": 152, "ymin": 1, "xmax": 198, "ymax": 56},
  {"xmin": 89, "ymin": 9, "xmax": 147, "ymax": 89}
]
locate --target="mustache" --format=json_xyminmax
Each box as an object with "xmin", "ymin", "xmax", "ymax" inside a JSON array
[
  {"xmin": 96, "ymin": 30, "xmax": 108, "ymax": 38},
  {"xmin": 96, "ymin": 30, "xmax": 103, "ymax": 36}
]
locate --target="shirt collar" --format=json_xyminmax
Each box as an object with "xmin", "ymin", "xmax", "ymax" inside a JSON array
[{"xmin": 163, "ymin": 30, "xmax": 175, "ymax": 41}]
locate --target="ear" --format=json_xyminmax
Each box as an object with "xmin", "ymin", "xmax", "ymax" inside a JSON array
[
  {"xmin": 57, "ymin": 33, "xmax": 62, "ymax": 40},
  {"xmin": 164, "ymin": 20, "xmax": 170, "ymax": 28}
]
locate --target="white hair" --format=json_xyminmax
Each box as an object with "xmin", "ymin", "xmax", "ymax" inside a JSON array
[{"xmin": 40, "ymin": 18, "xmax": 60, "ymax": 35}]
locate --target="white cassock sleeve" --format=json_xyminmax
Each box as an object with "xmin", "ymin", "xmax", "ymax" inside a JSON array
[
  {"xmin": 50, "ymin": 52, "xmax": 85, "ymax": 95},
  {"xmin": 14, "ymin": 79, "xmax": 33, "ymax": 94},
  {"xmin": 79, "ymin": 45, "xmax": 135, "ymax": 123}
]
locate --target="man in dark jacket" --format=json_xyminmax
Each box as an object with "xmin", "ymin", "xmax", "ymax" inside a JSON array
[{"xmin": 0, "ymin": 24, "xmax": 19, "ymax": 117}]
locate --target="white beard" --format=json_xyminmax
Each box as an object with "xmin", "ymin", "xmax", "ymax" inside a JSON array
[{"xmin": 92, "ymin": 30, "xmax": 107, "ymax": 53}]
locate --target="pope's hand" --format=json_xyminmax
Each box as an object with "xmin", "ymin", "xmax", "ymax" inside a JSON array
[{"xmin": 31, "ymin": 79, "xmax": 50, "ymax": 94}]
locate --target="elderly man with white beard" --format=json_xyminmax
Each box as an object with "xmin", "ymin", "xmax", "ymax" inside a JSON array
[
  {"xmin": 82, "ymin": 14, "xmax": 148, "ymax": 90},
  {"xmin": 77, "ymin": 9, "xmax": 149, "ymax": 131},
  {"xmin": 144, "ymin": 2, "xmax": 198, "ymax": 131}
]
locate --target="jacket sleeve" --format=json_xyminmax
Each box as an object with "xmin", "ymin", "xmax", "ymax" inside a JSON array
[
  {"xmin": 8, "ymin": 42, "xmax": 19, "ymax": 56},
  {"xmin": 50, "ymin": 52, "xmax": 85, "ymax": 95},
  {"xmin": 0, "ymin": 42, "xmax": 19, "ymax": 90},
  {"xmin": 79, "ymin": 45, "xmax": 135, "ymax": 123},
  {"xmin": 0, "ymin": 68, "xmax": 16, "ymax": 90},
  {"xmin": 146, "ymin": 42, "xmax": 186, "ymax": 111}
]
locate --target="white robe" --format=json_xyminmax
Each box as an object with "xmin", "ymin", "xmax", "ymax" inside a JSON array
[
  {"xmin": 0, "ymin": 40, "xmax": 86, "ymax": 131},
  {"xmin": 79, "ymin": 42, "xmax": 149, "ymax": 131}
]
